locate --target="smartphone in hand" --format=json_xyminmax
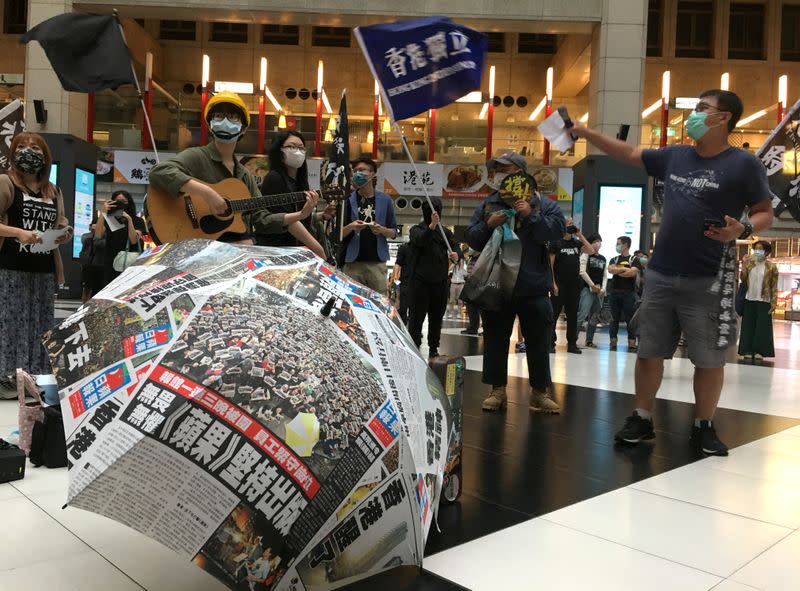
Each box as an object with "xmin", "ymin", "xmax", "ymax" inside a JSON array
[{"xmin": 703, "ymin": 218, "xmax": 725, "ymax": 232}]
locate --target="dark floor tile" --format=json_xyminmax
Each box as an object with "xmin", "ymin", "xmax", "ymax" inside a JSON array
[
  {"xmin": 340, "ymin": 566, "xmax": 469, "ymax": 591},
  {"xmin": 424, "ymin": 492, "xmax": 530, "ymax": 556}
]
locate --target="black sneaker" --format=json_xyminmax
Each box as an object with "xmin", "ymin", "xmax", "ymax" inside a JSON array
[
  {"xmin": 567, "ymin": 345, "xmax": 582, "ymax": 354},
  {"xmin": 690, "ymin": 421, "xmax": 729, "ymax": 456},
  {"xmin": 429, "ymin": 349, "xmax": 440, "ymax": 359},
  {"xmin": 614, "ymin": 412, "xmax": 655, "ymax": 444}
]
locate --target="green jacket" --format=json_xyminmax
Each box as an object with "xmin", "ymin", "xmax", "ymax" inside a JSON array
[{"xmin": 148, "ymin": 143, "xmax": 285, "ymax": 235}]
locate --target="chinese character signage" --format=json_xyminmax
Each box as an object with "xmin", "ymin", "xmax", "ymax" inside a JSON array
[
  {"xmin": 355, "ymin": 16, "xmax": 487, "ymax": 122},
  {"xmin": 114, "ymin": 149, "xmax": 176, "ymax": 184},
  {"xmin": 377, "ymin": 162, "xmax": 444, "ymax": 197},
  {"xmin": 0, "ymin": 99, "xmax": 25, "ymax": 173}
]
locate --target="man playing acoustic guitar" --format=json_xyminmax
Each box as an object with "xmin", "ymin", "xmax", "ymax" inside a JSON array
[{"xmin": 149, "ymin": 91, "xmax": 324, "ymax": 255}]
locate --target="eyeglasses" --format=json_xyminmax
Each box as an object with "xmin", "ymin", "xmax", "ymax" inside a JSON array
[
  {"xmin": 282, "ymin": 145, "xmax": 306, "ymax": 152},
  {"xmin": 211, "ymin": 111, "xmax": 242, "ymax": 122},
  {"xmin": 694, "ymin": 102, "xmax": 724, "ymax": 114}
]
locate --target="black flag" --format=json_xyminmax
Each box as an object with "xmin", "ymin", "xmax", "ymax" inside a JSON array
[
  {"xmin": 757, "ymin": 99, "xmax": 800, "ymax": 222},
  {"xmin": 322, "ymin": 91, "xmax": 351, "ymax": 260},
  {"xmin": 21, "ymin": 14, "xmax": 135, "ymax": 93},
  {"xmin": 0, "ymin": 100, "xmax": 25, "ymax": 173},
  {"xmin": 323, "ymin": 90, "xmax": 350, "ymax": 189}
]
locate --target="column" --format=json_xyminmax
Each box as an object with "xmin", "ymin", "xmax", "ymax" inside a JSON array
[
  {"xmin": 24, "ymin": 0, "xmax": 88, "ymax": 139},
  {"xmin": 587, "ymin": 0, "xmax": 647, "ymax": 151}
]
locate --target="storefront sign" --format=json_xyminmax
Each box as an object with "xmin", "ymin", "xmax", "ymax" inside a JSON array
[
  {"xmin": 377, "ymin": 162, "xmax": 443, "ymax": 197},
  {"xmin": 114, "ymin": 150, "xmax": 176, "ymax": 184}
]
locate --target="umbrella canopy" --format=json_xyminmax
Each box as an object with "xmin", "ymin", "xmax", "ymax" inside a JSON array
[
  {"xmin": 285, "ymin": 412, "xmax": 320, "ymax": 458},
  {"xmin": 44, "ymin": 239, "xmax": 451, "ymax": 591}
]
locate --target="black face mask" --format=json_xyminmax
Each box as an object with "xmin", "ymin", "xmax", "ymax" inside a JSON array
[{"xmin": 14, "ymin": 148, "xmax": 45, "ymax": 175}]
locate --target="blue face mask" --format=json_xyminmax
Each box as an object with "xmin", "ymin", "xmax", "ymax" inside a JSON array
[
  {"xmin": 353, "ymin": 171, "xmax": 371, "ymax": 188},
  {"xmin": 685, "ymin": 111, "xmax": 711, "ymax": 141},
  {"xmin": 209, "ymin": 118, "xmax": 243, "ymax": 143}
]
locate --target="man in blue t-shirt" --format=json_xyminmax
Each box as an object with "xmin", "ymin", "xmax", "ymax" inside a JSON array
[{"xmin": 571, "ymin": 89, "xmax": 773, "ymax": 456}]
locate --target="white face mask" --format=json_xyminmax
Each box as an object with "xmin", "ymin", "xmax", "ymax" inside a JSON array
[
  {"xmin": 753, "ymin": 250, "xmax": 765, "ymax": 259},
  {"xmin": 282, "ymin": 147, "xmax": 306, "ymax": 169},
  {"xmin": 489, "ymin": 172, "xmax": 508, "ymax": 191}
]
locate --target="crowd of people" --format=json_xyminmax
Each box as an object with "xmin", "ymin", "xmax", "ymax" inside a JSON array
[
  {"xmin": 161, "ymin": 289, "xmax": 386, "ymax": 476},
  {"xmin": 0, "ymin": 89, "xmax": 779, "ymax": 466}
]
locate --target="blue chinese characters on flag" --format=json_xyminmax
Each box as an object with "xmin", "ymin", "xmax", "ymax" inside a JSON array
[{"xmin": 355, "ymin": 16, "xmax": 487, "ymax": 122}]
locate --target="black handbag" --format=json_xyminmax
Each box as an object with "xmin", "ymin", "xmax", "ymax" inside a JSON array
[
  {"xmin": 735, "ymin": 282, "xmax": 746, "ymax": 317},
  {"xmin": 28, "ymin": 405, "xmax": 68, "ymax": 468}
]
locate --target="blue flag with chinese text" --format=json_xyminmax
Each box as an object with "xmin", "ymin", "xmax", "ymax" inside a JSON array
[{"xmin": 355, "ymin": 17, "xmax": 487, "ymax": 122}]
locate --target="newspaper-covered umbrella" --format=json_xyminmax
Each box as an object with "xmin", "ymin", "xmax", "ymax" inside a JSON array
[{"xmin": 43, "ymin": 239, "xmax": 451, "ymax": 591}]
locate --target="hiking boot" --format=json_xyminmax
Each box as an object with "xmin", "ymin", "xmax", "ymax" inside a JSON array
[
  {"xmin": 567, "ymin": 345, "xmax": 582, "ymax": 354},
  {"xmin": 610, "ymin": 338, "xmax": 618, "ymax": 350},
  {"xmin": 482, "ymin": 386, "xmax": 507, "ymax": 411},
  {"xmin": 530, "ymin": 389, "xmax": 560, "ymax": 414},
  {"xmin": 614, "ymin": 412, "xmax": 655, "ymax": 444},
  {"xmin": 628, "ymin": 339, "xmax": 638, "ymax": 352},
  {"xmin": 585, "ymin": 341, "xmax": 596, "ymax": 348},
  {"xmin": 690, "ymin": 421, "xmax": 729, "ymax": 456}
]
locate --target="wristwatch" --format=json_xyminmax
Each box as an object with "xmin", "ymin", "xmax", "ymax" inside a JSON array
[{"xmin": 738, "ymin": 221, "xmax": 754, "ymax": 240}]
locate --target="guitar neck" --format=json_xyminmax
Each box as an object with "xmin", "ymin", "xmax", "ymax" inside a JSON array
[{"xmin": 228, "ymin": 190, "xmax": 311, "ymax": 213}]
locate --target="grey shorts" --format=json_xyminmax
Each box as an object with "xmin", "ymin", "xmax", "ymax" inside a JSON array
[{"xmin": 637, "ymin": 269, "xmax": 735, "ymax": 368}]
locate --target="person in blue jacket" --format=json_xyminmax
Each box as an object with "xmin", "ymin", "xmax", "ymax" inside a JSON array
[
  {"xmin": 341, "ymin": 157, "xmax": 397, "ymax": 295},
  {"xmin": 466, "ymin": 152, "xmax": 566, "ymax": 414}
]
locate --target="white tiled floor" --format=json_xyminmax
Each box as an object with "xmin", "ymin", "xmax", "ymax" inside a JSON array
[
  {"xmin": 2, "ymin": 317, "xmax": 799, "ymax": 590},
  {"xmin": 426, "ymin": 429, "xmax": 800, "ymax": 590}
]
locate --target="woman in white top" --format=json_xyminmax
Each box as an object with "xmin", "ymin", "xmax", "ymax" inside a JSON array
[{"xmin": 738, "ymin": 240, "xmax": 778, "ymax": 361}]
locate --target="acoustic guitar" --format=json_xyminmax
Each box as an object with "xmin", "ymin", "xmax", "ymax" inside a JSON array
[{"xmin": 145, "ymin": 178, "xmax": 347, "ymax": 243}]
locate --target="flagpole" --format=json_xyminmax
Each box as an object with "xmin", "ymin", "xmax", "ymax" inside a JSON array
[
  {"xmin": 112, "ymin": 10, "xmax": 159, "ymax": 163},
  {"xmin": 392, "ymin": 120, "xmax": 452, "ymax": 254}
]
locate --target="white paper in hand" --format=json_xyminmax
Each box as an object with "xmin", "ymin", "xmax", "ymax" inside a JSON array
[
  {"xmin": 29, "ymin": 227, "xmax": 70, "ymax": 254},
  {"xmin": 105, "ymin": 213, "xmax": 124, "ymax": 233},
  {"xmin": 538, "ymin": 111, "xmax": 575, "ymax": 153}
]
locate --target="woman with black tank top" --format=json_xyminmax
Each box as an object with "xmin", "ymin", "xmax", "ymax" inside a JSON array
[{"xmin": 0, "ymin": 133, "xmax": 72, "ymax": 379}]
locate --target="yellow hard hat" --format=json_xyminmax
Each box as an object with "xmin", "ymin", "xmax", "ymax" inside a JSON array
[{"xmin": 204, "ymin": 90, "xmax": 251, "ymax": 127}]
